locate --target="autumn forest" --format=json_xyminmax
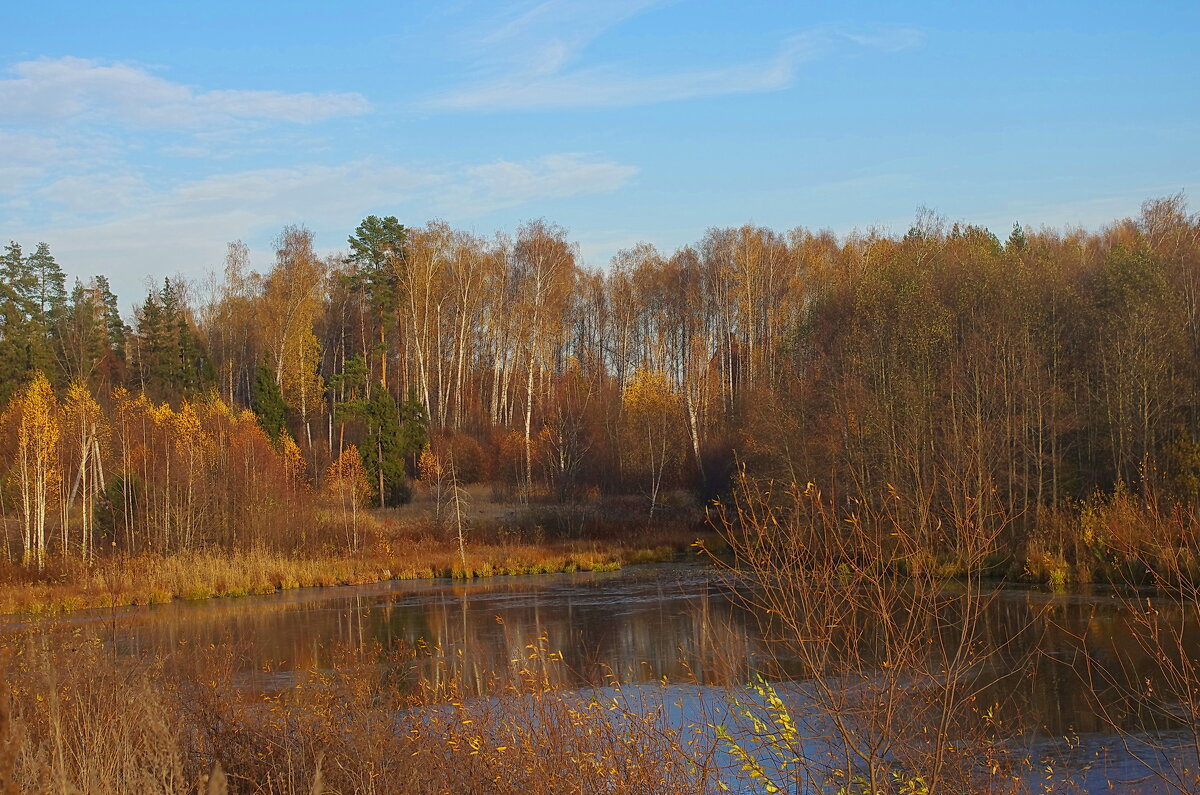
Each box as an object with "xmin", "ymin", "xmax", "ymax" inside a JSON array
[{"xmin": 2, "ymin": 196, "xmax": 1200, "ymax": 592}]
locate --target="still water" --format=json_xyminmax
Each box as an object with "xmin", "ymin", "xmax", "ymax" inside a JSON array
[{"xmin": 9, "ymin": 561, "xmax": 1198, "ymax": 791}]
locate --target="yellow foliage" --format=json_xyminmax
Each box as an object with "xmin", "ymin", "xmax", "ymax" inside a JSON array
[
  {"xmin": 417, "ymin": 444, "xmax": 442, "ymax": 483},
  {"xmin": 63, "ymin": 381, "xmax": 102, "ymax": 425},
  {"xmin": 15, "ymin": 371, "xmax": 60, "ymax": 459},
  {"xmin": 62, "ymin": 382, "xmax": 108, "ymax": 462},
  {"xmin": 279, "ymin": 432, "xmax": 308, "ymax": 490},
  {"xmin": 622, "ymin": 367, "xmax": 679, "ymax": 422},
  {"xmin": 6, "ymin": 372, "xmax": 62, "ymax": 568},
  {"xmin": 172, "ymin": 400, "xmax": 204, "ymax": 450},
  {"xmin": 620, "ymin": 368, "xmax": 684, "ymax": 516},
  {"xmin": 280, "ymin": 328, "xmax": 325, "ymax": 420},
  {"xmin": 325, "ymin": 444, "xmax": 372, "ymax": 506}
]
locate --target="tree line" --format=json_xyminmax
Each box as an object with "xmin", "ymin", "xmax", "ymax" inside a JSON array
[{"xmin": 2, "ymin": 196, "xmax": 1199, "ymax": 573}]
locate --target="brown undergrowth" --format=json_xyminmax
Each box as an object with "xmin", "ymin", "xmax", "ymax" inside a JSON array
[{"xmin": 1023, "ymin": 485, "xmax": 1200, "ymax": 589}]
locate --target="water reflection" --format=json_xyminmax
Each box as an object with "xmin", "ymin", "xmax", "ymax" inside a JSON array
[
  {"xmin": 4, "ymin": 565, "xmax": 760, "ymax": 690},
  {"xmin": 6, "ymin": 564, "xmax": 1199, "ymax": 740}
]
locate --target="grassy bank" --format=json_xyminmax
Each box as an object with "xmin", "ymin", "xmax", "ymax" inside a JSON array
[{"xmin": 0, "ymin": 502, "xmax": 711, "ymax": 616}]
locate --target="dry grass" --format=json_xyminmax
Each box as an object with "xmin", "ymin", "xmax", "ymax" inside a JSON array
[
  {"xmin": 0, "ymin": 512, "xmax": 708, "ymax": 616},
  {"xmin": 1024, "ymin": 487, "xmax": 1200, "ymax": 587},
  {"xmin": 0, "ymin": 630, "xmax": 722, "ymax": 794}
]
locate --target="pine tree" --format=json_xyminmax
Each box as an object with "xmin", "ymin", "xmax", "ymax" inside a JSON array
[
  {"xmin": 339, "ymin": 385, "xmax": 425, "ymax": 507},
  {"xmin": 252, "ymin": 364, "xmax": 289, "ymax": 443},
  {"xmin": 0, "ymin": 242, "xmax": 37, "ymax": 400},
  {"xmin": 348, "ymin": 215, "xmax": 405, "ymax": 388},
  {"xmin": 398, "ymin": 392, "xmax": 429, "ymax": 479},
  {"xmin": 161, "ymin": 278, "xmax": 210, "ymax": 390},
  {"xmin": 25, "ymin": 243, "xmax": 67, "ymax": 378},
  {"xmin": 93, "ymin": 275, "xmax": 129, "ymax": 389},
  {"xmin": 347, "ymin": 215, "xmax": 404, "ymax": 309},
  {"xmin": 26, "ymin": 242, "xmax": 66, "ymax": 329},
  {"xmin": 94, "ymin": 275, "xmax": 128, "ymax": 358}
]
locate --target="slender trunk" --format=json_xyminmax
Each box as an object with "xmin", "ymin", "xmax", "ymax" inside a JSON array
[
  {"xmin": 378, "ymin": 437, "xmax": 386, "ymax": 509},
  {"xmin": 379, "ymin": 323, "xmax": 387, "ymax": 391},
  {"xmin": 20, "ymin": 443, "xmax": 31, "ymax": 567},
  {"xmin": 451, "ymin": 459, "xmax": 467, "ymax": 573},
  {"xmin": 685, "ymin": 391, "xmax": 705, "ymax": 481},
  {"xmin": 524, "ymin": 359, "xmax": 534, "ymax": 503}
]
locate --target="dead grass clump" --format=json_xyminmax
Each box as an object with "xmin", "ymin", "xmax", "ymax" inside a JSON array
[
  {"xmin": 0, "ymin": 639, "xmax": 188, "ymax": 793},
  {"xmin": 1027, "ymin": 486, "xmax": 1200, "ymax": 586}
]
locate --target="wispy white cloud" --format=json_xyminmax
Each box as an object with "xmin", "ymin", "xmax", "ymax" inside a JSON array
[
  {"xmin": 0, "ymin": 57, "xmax": 372, "ymax": 222},
  {"xmin": 0, "ymin": 131, "xmax": 67, "ymax": 198},
  {"xmin": 481, "ymin": 0, "xmax": 665, "ymax": 44},
  {"xmin": 842, "ymin": 28, "xmax": 926, "ymax": 52},
  {"xmin": 426, "ymin": 18, "xmax": 922, "ymax": 111},
  {"xmin": 0, "ymin": 129, "xmax": 66, "ymax": 164},
  {"xmin": 448, "ymin": 153, "xmax": 637, "ymax": 213},
  {"xmin": 27, "ymin": 153, "xmax": 635, "ymax": 227},
  {"xmin": 0, "ymin": 57, "xmax": 371, "ymax": 127},
  {"xmin": 473, "ymin": 0, "xmax": 669, "ymax": 75},
  {"xmin": 35, "ymin": 172, "xmax": 151, "ymax": 214}
]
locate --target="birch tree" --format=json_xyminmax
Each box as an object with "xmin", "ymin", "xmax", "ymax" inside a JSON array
[
  {"xmin": 5, "ymin": 373, "xmax": 60, "ymax": 569},
  {"xmin": 513, "ymin": 221, "xmax": 575, "ymax": 500}
]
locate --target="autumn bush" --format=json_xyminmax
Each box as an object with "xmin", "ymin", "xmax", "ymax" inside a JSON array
[
  {"xmin": 1023, "ymin": 485, "xmax": 1200, "ymax": 587},
  {"xmin": 706, "ymin": 472, "xmax": 1039, "ymax": 794}
]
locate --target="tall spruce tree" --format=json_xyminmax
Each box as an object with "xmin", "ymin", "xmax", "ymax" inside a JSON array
[
  {"xmin": 94, "ymin": 275, "xmax": 128, "ymax": 359},
  {"xmin": 134, "ymin": 278, "xmax": 210, "ymax": 401},
  {"xmin": 252, "ymin": 364, "xmax": 289, "ymax": 443},
  {"xmin": 0, "ymin": 241, "xmax": 67, "ymax": 395}
]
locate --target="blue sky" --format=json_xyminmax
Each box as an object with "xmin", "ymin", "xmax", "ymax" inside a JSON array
[{"xmin": 2, "ymin": 0, "xmax": 1197, "ymax": 308}]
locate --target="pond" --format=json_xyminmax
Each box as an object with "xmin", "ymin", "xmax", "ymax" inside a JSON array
[{"xmin": 7, "ymin": 561, "xmax": 1198, "ymax": 792}]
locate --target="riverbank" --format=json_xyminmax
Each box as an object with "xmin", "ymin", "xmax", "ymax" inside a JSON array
[{"xmin": 0, "ymin": 503, "xmax": 713, "ymax": 616}]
